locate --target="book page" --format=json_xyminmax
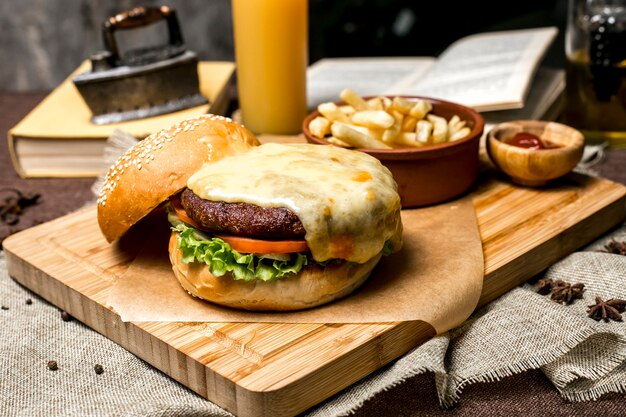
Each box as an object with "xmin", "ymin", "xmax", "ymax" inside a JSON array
[
  {"xmin": 14, "ymin": 137, "xmax": 107, "ymax": 177},
  {"xmin": 482, "ymin": 67, "xmax": 565, "ymax": 132},
  {"xmin": 307, "ymin": 57, "xmax": 436, "ymax": 109},
  {"xmin": 392, "ymin": 27, "xmax": 558, "ymax": 111}
]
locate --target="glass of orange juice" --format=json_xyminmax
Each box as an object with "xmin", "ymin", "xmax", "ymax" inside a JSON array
[{"xmin": 232, "ymin": 0, "xmax": 308, "ymax": 135}]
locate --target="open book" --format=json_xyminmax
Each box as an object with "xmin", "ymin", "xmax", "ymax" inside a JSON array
[
  {"xmin": 8, "ymin": 61, "xmax": 235, "ymax": 178},
  {"xmin": 307, "ymin": 27, "xmax": 561, "ymax": 114},
  {"xmin": 481, "ymin": 66, "xmax": 564, "ymax": 132}
]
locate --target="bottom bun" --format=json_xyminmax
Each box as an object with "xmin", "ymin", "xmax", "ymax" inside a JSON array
[{"xmin": 168, "ymin": 232, "xmax": 381, "ymax": 311}]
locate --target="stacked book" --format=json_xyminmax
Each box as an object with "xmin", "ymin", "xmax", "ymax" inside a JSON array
[{"xmin": 8, "ymin": 61, "xmax": 235, "ymax": 178}]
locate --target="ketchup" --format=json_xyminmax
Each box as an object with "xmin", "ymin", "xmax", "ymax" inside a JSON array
[{"xmin": 503, "ymin": 132, "xmax": 559, "ymax": 150}]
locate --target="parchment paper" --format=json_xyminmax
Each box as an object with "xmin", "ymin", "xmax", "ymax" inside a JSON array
[{"xmin": 107, "ymin": 196, "xmax": 483, "ymax": 334}]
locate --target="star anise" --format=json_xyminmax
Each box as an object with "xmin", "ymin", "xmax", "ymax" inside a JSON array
[
  {"xmin": 587, "ymin": 297, "xmax": 626, "ymax": 322},
  {"xmin": 550, "ymin": 281, "xmax": 585, "ymax": 305},
  {"xmin": 535, "ymin": 278, "xmax": 554, "ymax": 295},
  {"xmin": 602, "ymin": 239, "xmax": 626, "ymax": 256}
]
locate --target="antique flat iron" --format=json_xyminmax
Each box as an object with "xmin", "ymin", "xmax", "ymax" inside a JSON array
[{"xmin": 73, "ymin": 6, "xmax": 208, "ymax": 124}]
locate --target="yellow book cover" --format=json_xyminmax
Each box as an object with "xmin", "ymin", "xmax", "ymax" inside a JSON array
[{"xmin": 8, "ymin": 60, "xmax": 235, "ymax": 178}]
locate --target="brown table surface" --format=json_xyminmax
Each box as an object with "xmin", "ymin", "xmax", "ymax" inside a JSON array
[{"xmin": 2, "ymin": 92, "xmax": 626, "ymax": 416}]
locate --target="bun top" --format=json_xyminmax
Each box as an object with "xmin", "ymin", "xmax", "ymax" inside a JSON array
[{"xmin": 97, "ymin": 114, "xmax": 259, "ymax": 242}]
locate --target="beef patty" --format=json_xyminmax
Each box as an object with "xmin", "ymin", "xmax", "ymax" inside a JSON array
[{"xmin": 180, "ymin": 188, "xmax": 306, "ymax": 239}]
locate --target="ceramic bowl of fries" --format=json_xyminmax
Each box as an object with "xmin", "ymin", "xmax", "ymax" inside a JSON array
[{"xmin": 303, "ymin": 90, "xmax": 485, "ymax": 207}]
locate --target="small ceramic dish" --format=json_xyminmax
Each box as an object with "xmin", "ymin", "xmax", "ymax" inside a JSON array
[
  {"xmin": 487, "ymin": 120, "xmax": 585, "ymax": 186},
  {"xmin": 303, "ymin": 96, "xmax": 485, "ymax": 207}
]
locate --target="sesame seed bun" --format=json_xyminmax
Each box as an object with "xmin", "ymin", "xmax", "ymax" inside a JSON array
[{"xmin": 97, "ymin": 114, "xmax": 259, "ymax": 243}]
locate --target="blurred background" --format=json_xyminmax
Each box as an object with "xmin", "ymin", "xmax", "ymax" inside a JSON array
[{"xmin": 0, "ymin": 0, "xmax": 567, "ymax": 92}]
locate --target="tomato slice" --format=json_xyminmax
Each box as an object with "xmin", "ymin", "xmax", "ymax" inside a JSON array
[
  {"xmin": 170, "ymin": 195, "xmax": 203, "ymax": 229},
  {"xmin": 170, "ymin": 194, "xmax": 309, "ymax": 254},
  {"xmin": 215, "ymin": 234, "xmax": 309, "ymax": 254}
]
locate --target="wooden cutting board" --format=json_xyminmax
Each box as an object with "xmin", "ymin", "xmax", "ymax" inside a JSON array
[{"xmin": 4, "ymin": 171, "xmax": 626, "ymax": 416}]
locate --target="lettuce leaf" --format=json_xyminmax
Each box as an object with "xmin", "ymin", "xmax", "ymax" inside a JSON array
[
  {"xmin": 382, "ymin": 240, "xmax": 395, "ymax": 256},
  {"xmin": 172, "ymin": 223, "xmax": 307, "ymax": 282}
]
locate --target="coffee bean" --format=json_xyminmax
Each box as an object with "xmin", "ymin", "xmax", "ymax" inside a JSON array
[
  {"xmin": 60, "ymin": 311, "xmax": 73, "ymax": 322},
  {"xmin": 94, "ymin": 364, "xmax": 104, "ymax": 375},
  {"xmin": 47, "ymin": 360, "xmax": 58, "ymax": 371},
  {"xmin": 25, "ymin": 298, "xmax": 32, "ymax": 305}
]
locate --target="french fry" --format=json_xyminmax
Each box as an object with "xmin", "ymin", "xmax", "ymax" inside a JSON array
[
  {"xmin": 449, "ymin": 127, "xmax": 471, "ymax": 141},
  {"xmin": 339, "ymin": 88, "xmax": 369, "ymax": 111},
  {"xmin": 350, "ymin": 125, "xmax": 385, "ymax": 140},
  {"xmin": 409, "ymin": 100, "xmax": 432, "ymax": 120},
  {"xmin": 366, "ymin": 97, "xmax": 384, "ymax": 110},
  {"xmin": 401, "ymin": 115, "xmax": 418, "ymax": 132},
  {"xmin": 448, "ymin": 115, "xmax": 461, "ymax": 129},
  {"xmin": 379, "ymin": 96, "xmax": 393, "ymax": 110},
  {"xmin": 382, "ymin": 109, "xmax": 403, "ymax": 142},
  {"xmin": 331, "ymin": 122, "xmax": 392, "ymax": 149},
  {"xmin": 308, "ymin": 116, "xmax": 331, "ymax": 139},
  {"xmin": 390, "ymin": 96, "xmax": 414, "ymax": 114},
  {"xmin": 351, "ymin": 110, "xmax": 395, "ymax": 129},
  {"xmin": 318, "ymin": 102, "xmax": 350, "ymax": 123},
  {"xmin": 392, "ymin": 132, "xmax": 420, "ymax": 147},
  {"xmin": 338, "ymin": 105, "xmax": 357, "ymax": 116},
  {"xmin": 447, "ymin": 115, "xmax": 466, "ymax": 138},
  {"xmin": 416, "ymin": 120, "xmax": 433, "ymax": 145},
  {"xmin": 326, "ymin": 136, "xmax": 353, "ymax": 147},
  {"xmin": 335, "ymin": 123, "xmax": 384, "ymax": 140},
  {"xmin": 427, "ymin": 114, "xmax": 448, "ymax": 144}
]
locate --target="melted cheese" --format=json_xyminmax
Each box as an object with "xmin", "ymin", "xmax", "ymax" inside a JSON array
[{"xmin": 187, "ymin": 143, "xmax": 402, "ymax": 263}]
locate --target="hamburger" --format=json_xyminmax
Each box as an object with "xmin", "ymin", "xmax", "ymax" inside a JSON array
[{"xmin": 97, "ymin": 114, "xmax": 403, "ymax": 311}]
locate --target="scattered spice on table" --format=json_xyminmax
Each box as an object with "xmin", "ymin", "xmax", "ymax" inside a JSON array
[
  {"xmin": 601, "ymin": 239, "xmax": 626, "ymax": 256},
  {"xmin": 60, "ymin": 311, "xmax": 73, "ymax": 322},
  {"xmin": 535, "ymin": 278, "xmax": 585, "ymax": 305},
  {"xmin": 25, "ymin": 298, "xmax": 32, "ymax": 305},
  {"xmin": 550, "ymin": 281, "xmax": 585, "ymax": 305},
  {"xmin": 1, "ymin": 305, "xmax": 8, "ymax": 310},
  {"xmin": 47, "ymin": 360, "xmax": 58, "ymax": 371},
  {"xmin": 94, "ymin": 364, "xmax": 104, "ymax": 375},
  {"xmin": 0, "ymin": 187, "xmax": 41, "ymax": 225},
  {"xmin": 588, "ymin": 297, "xmax": 626, "ymax": 322},
  {"xmin": 535, "ymin": 278, "xmax": 554, "ymax": 295}
]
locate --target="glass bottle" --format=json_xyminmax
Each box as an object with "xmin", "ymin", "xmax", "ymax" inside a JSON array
[{"xmin": 563, "ymin": 0, "xmax": 626, "ymax": 148}]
